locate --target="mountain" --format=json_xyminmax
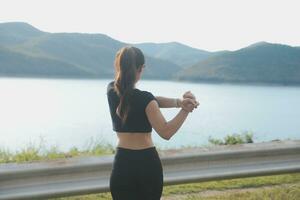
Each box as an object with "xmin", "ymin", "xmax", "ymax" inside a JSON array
[
  {"xmin": 0, "ymin": 46, "xmax": 92, "ymax": 77},
  {"xmin": 0, "ymin": 22, "xmax": 45, "ymax": 46},
  {"xmin": 134, "ymin": 42, "xmax": 213, "ymax": 68},
  {"xmin": 0, "ymin": 22, "xmax": 180, "ymax": 79},
  {"xmin": 174, "ymin": 42, "xmax": 300, "ymax": 85},
  {"xmin": 1, "ymin": 22, "xmax": 300, "ymax": 85}
]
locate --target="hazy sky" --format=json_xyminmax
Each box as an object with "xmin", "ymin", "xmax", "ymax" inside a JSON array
[{"xmin": 1, "ymin": 0, "xmax": 299, "ymax": 51}]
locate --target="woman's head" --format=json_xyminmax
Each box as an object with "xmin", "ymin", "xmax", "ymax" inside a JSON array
[{"xmin": 113, "ymin": 46, "xmax": 145, "ymax": 125}]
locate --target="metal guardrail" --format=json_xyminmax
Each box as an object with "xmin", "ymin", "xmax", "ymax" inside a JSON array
[{"xmin": 0, "ymin": 140, "xmax": 300, "ymax": 200}]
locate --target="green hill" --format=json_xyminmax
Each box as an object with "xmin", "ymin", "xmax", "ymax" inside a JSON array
[
  {"xmin": 0, "ymin": 22, "xmax": 180, "ymax": 79},
  {"xmin": 134, "ymin": 42, "xmax": 214, "ymax": 68},
  {"xmin": 0, "ymin": 46, "xmax": 92, "ymax": 77},
  {"xmin": 174, "ymin": 42, "xmax": 300, "ymax": 85},
  {"xmin": 0, "ymin": 22, "xmax": 45, "ymax": 46},
  {"xmin": 1, "ymin": 22, "xmax": 300, "ymax": 85}
]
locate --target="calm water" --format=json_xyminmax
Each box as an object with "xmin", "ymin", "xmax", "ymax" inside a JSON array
[{"xmin": 0, "ymin": 77, "xmax": 299, "ymax": 152}]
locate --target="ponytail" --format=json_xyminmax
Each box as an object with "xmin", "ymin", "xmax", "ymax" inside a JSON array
[{"xmin": 114, "ymin": 46, "xmax": 145, "ymax": 125}]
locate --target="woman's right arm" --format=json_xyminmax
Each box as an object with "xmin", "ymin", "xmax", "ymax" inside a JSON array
[{"xmin": 145, "ymin": 99, "xmax": 195, "ymax": 140}]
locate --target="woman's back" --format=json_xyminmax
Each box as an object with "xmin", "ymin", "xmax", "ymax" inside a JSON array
[
  {"xmin": 107, "ymin": 80, "xmax": 158, "ymax": 149},
  {"xmin": 107, "ymin": 80, "xmax": 158, "ymax": 134}
]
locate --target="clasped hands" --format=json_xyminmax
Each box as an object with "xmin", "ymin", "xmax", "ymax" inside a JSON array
[{"xmin": 178, "ymin": 91, "xmax": 199, "ymax": 113}]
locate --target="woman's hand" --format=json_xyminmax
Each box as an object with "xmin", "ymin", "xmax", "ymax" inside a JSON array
[
  {"xmin": 183, "ymin": 91, "xmax": 195, "ymax": 101},
  {"xmin": 180, "ymin": 98, "xmax": 198, "ymax": 112},
  {"xmin": 179, "ymin": 91, "xmax": 200, "ymax": 112}
]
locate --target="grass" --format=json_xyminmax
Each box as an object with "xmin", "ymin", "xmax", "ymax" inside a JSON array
[
  {"xmin": 0, "ymin": 136, "xmax": 115, "ymax": 164},
  {"xmin": 50, "ymin": 173, "xmax": 300, "ymax": 200},
  {"xmin": 176, "ymin": 184, "xmax": 300, "ymax": 200},
  {"xmin": 1, "ymin": 131, "xmax": 257, "ymax": 164},
  {"xmin": 162, "ymin": 173, "xmax": 300, "ymax": 195}
]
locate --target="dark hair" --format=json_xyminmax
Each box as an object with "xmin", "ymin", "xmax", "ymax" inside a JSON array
[{"xmin": 114, "ymin": 46, "xmax": 145, "ymax": 125}]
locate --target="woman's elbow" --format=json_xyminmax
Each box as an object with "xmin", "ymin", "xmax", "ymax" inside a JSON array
[
  {"xmin": 157, "ymin": 129, "xmax": 172, "ymax": 140},
  {"xmin": 164, "ymin": 135, "xmax": 171, "ymax": 140},
  {"xmin": 153, "ymin": 123, "xmax": 173, "ymax": 140}
]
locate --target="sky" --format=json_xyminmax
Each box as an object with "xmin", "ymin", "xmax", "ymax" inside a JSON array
[{"xmin": 0, "ymin": 0, "xmax": 299, "ymax": 51}]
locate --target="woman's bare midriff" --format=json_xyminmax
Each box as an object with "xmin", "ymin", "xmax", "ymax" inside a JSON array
[{"xmin": 116, "ymin": 132, "xmax": 154, "ymax": 150}]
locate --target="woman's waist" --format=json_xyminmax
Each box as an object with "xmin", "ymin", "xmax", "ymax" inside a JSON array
[{"xmin": 116, "ymin": 132, "xmax": 154, "ymax": 149}]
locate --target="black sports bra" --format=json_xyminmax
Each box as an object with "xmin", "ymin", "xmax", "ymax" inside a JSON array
[{"xmin": 106, "ymin": 81, "xmax": 158, "ymax": 133}]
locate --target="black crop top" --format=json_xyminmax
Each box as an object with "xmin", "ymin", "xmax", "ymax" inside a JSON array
[{"xmin": 106, "ymin": 80, "xmax": 158, "ymax": 133}]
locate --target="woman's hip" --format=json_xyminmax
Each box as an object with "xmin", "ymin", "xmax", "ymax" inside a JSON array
[{"xmin": 111, "ymin": 146, "xmax": 163, "ymax": 173}]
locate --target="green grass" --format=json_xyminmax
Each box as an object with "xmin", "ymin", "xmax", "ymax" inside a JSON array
[
  {"xmin": 1, "ymin": 131, "xmax": 258, "ymax": 164},
  {"xmin": 0, "ymin": 136, "xmax": 115, "ymax": 164},
  {"xmin": 162, "ymin": 173, "xmax": 300, "ymax": 196},
  {"xmin": 50, "ymin": 173, "xmax": 300, "ymax": 200},
  {"xmin": 179, "ymin": 184, "xmax": 300, "ymax": 200}
]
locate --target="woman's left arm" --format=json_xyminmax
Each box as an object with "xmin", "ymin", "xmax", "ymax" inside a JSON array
[{"xmin": 155, "ymin": 96, "xmax": 182, "ymax": 108}]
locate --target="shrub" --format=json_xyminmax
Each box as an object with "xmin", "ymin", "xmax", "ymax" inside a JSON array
[{"xmin": 209, "ymin": 131, "xmax": 254, "ymax": 145}]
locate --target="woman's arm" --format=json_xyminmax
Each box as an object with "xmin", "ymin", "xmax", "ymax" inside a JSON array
[
  {"xmin": 155, "ymin": 91, "xmax": 196, "ymax": 108},
  {"xmin": 146, "ymin": 99, "xmax": 197, "ymax": 140},
  {"xmin": 155, "ymin": 96, "xmax": 182, "ymax": 108}
]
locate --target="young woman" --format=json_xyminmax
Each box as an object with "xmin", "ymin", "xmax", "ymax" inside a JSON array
[{"xmin": 106, "ymin": 46, "xmax": 199, "ymax": 200}]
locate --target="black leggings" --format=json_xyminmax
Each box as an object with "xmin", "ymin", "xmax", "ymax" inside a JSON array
[{"xmin": 109, "ymin": 146, "xmax": 163, "ymax": 200}]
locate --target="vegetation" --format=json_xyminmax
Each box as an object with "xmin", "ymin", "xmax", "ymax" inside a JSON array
[
  {"xmin": 0, "ymin": 131, "xmax": 256, "ymax": 164},
  {"xmin": 50, "ymin": 173, "xmax": 300, "ymax": 200},
  {"xmin": 135, "ymin": 42, "xmax": 213, "ymax": 67},
  {"xmin": 1, "ymin": 133, "xmax": 299, "ymax": 199},
  {"xmin": 0, "ymin": 136, "xmax": 114, "ymax": 164},
  {"xmin": 208, "ymin": 131, "xmax": 254, "ymax": 145},
  {"xmin": 1, "ymin": 22, "xmax": 300, "ymax": 85},
  {"xmin": 0, "ymin": 22, "xmax": 180, "ymax": 79},
  {"xmin": 174, "ymin": 42, "xmax": 300, "ymax": 85},
  {"xmin": 175, "ymin": 184, "xmax": 300, "ymax": 200}
]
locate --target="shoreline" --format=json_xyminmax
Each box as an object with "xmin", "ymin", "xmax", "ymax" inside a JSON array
[{"xmin": 1, "ymin": 75, "xmax": 300, "ymax": 88}]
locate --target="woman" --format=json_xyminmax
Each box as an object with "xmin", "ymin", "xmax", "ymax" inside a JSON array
[{"xmin": 106, "ymin": 46, "xmax": 199, "ymax": 200}]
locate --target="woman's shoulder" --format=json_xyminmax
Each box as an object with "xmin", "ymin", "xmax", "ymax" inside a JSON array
[
  {"xmin": 107, "ymin": 80, "xmax": 114, "ymax": 88},
  {"xmin": 106, "ymin": 80, "xmax": 115, "ymax": 94},
  {"xmin": 135, "ymin": 88, "xmax": 152, "ymax": 96},
  {"xmin": 106, "ymin": 81, "xmax": 154, "ymax": 99},
  {"xmin": 136, "ymin": 89, "xmax": 157, "ymax": 104}
]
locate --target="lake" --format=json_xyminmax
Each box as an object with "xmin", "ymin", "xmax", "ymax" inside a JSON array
[{"xmin": 0, "ymin": 77, "xmax": 299, "ymax": 152}]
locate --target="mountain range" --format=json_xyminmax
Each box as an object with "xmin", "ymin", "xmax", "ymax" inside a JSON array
[
  {"xmin": 0, "ymin": 22, "xmax": 180, "ymax": 79},
  {"xmin": 174, "ymin": 42, "xmax": 300, "ymax": 85},
  {"xmin": 1, "ymin": 22, "xmax": 300, "ymax": 85}
]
